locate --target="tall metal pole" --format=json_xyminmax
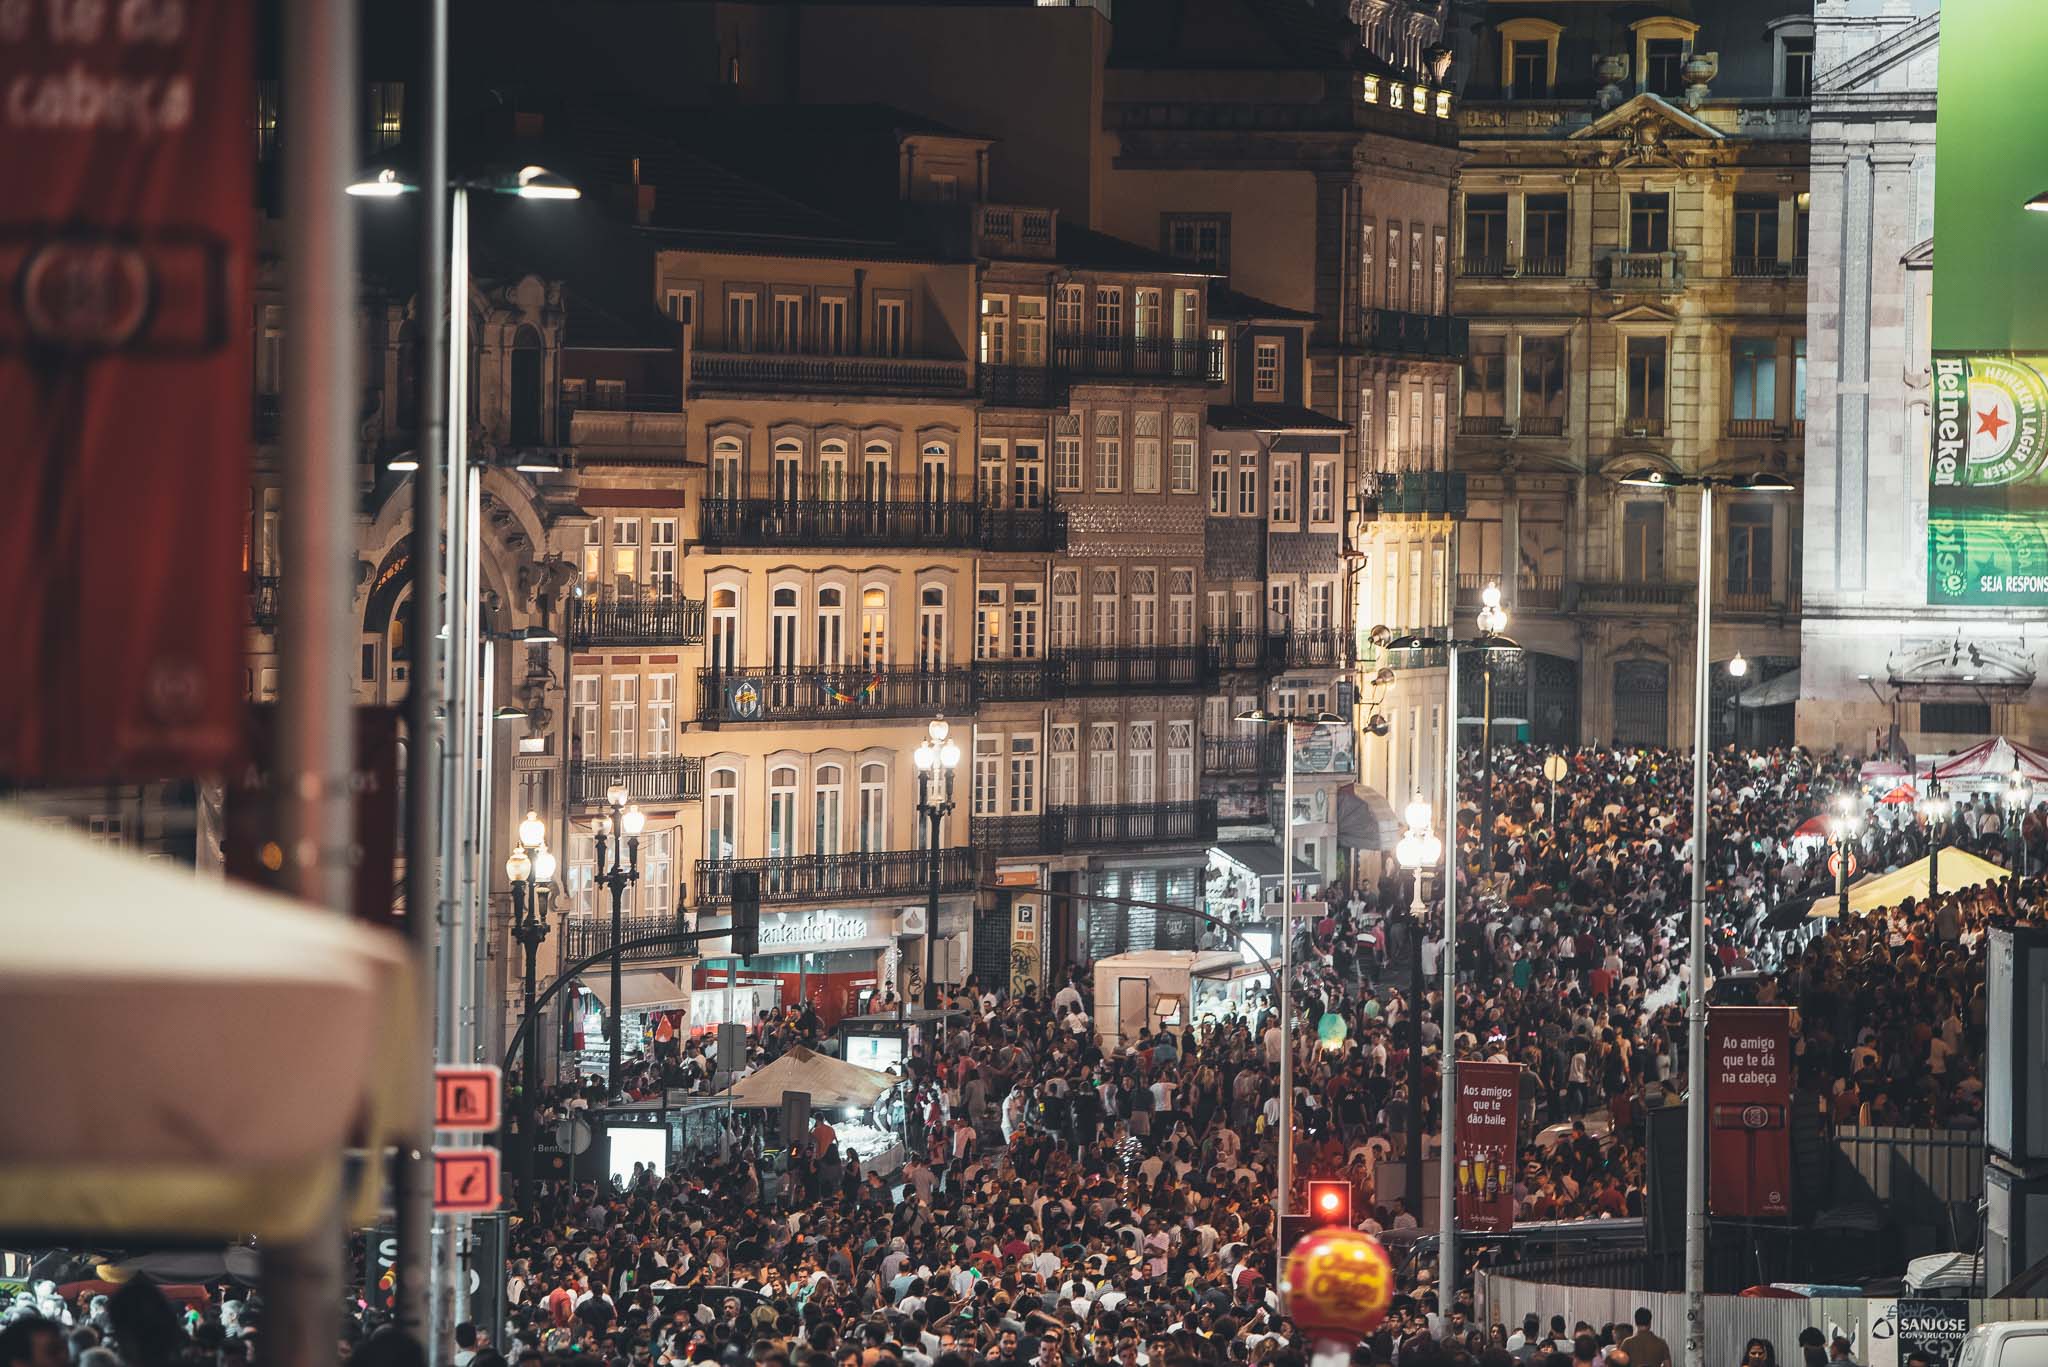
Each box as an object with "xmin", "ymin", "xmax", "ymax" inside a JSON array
[
  {"xmin": 1684, "ymin": 483, "xmax": 1714, "ymax": 1367},
  {"xmin": 1405, "ymin": 879, "xmax": 1425, "ymax": 1217},
  {"xmin": 1478, "ymin": 654, "xmax": 1495, "ymax": 876},
  {"xmin": 396, "ymin": 0, "xmax": 448, "ymax": 1349},
  {"xmin": 902, "ymin": 772, "xmax": 921, "ymax": 1023},
  {"xmin": 923, "ymin": 790, "xmax": 943, "ymax": 1009},
  {"xmin": 271, "ymin": 0, "xmax": 357, "ymax": 1361},
  {"xmin": 1275, "ymin": 721, "xmax": 1296, "ymax": 1292},
  {"xmin": 1440, "ymin": 646, "xmax": 1459, "ymax": 1300},
  {"xmin": 435, "ymin": 184, "xmax": 474, "ymax": 1351}
]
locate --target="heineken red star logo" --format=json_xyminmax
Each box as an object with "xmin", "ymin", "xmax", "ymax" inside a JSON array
[{"xmin": 1979, "ymin": 405, "xmax": 2011, "ymax": 441}]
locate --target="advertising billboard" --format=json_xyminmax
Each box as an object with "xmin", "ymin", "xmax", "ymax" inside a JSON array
[
  {"xmin": 1453, "ymin": 1061, "xmax": 1521, "ymax": 1232},
  {"xmin": 1928, "ymin": 355, "xmax": 2048, "ymax": 605},
  {"xmin": 1707, "ymin": 1006, "xmax": 1793, "ymax": 1218}
]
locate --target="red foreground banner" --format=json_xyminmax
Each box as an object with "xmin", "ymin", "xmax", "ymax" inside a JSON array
[
  {"xmin": 1454, "ymin": 1060, "xmax": 1521, "ymax": 1232},
  {"xmin": 1707, "ymin": 1005, "xmax": 1794, "ymax": 1217},
  {"xmin": 0, "ymin": 0, "xmax": 252, "ymax": 781}
]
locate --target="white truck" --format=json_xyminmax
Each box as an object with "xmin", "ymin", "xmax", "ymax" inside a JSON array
[{"xmin": 1956, "ymin": 1322, "xmax": 2048, "ymax": 1367}]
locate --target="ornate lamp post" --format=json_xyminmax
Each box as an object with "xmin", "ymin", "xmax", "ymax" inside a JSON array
[
  {"xmin": 505, "ymin": 810, "xmax": 556, "ymax": 1186},
  {"xmin": 1828, "ymin": 792, "xmax": 1861, "ymax": 921},
  {"xmin": 910, "ymin": 717, "xmax": 962, "ymax": 1015},
  {"xmin": 1476, "ymin": 583, "xmax": 1507, "ymax": 876},
  {"xmin": 1392, "ymin": 797, "xmax": 1443, "ymax": 1223},
  {"xmin": 593, "ymin": 780, "xmax": 645, "ymax": 1096},
  {"xmin": 1919, "ymin": 776, "xmax": 1950, "ymax": 899}
]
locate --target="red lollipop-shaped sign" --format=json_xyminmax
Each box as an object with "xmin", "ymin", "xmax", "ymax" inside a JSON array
[{"xmin": 1282, "ymin": 1227, "xmax": 1394, "ymax": 1342}]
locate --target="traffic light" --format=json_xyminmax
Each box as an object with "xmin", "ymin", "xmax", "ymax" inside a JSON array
[
  {"xmin": 731, "ymin": 869, "xmax": 760, "ymax": 960},
  {"xmin": 1307, "ymin": 1179, "xmax": 1353, "ymax": 1228}
]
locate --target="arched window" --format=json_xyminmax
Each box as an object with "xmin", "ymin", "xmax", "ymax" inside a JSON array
[
  {"xmin": 816, "ymin": 587, "xmax": 845, "ymax": 670},
  {"xmin": 919, "ymin": 441, "xmax": 950, "ymax": 504},
  {"xmin": 863, "ymin": 441, "xmax": 892, "ymax": 502},
  {"xmin": 918, "ymin": 585, "xmax": 946, "ymax": 671},
  {"xmin": 773, "ymin": 438, "xmax": 803, "ymax": 503},
  {"xmin": 510, "ymin": 324, "xmax": 543, "ymax": 446},
  {"xmin": 767, "ymin": 764, "xmax": 799, "ymax": 888},
  {"xmin": 708, "ymin": 586, "xmax": 740, "ymax": 672},
  {"xmin": 818, "ymin": 440, "xmax": 849, "ymax": 502},
  {"xmin": 770, "ymin": 586, "xmax": 799, "ymax": 675},
  {"xmin": 860, "ymin": 586, "xmax": 889, "ymax": 670},
  {"xmin": 706, "ymin": 766, "xmax": 739, "ymax": 861},
  {"xmin": 814, "ymin": 764, "xmax": 844, "ymax": 859},
  {"xmin": 858, "ymin": 762, "xmax": 888, "ymax": 855},
  {"xmin": 711, "ymin": 436, "xmax": 744, "ymax": 501}
]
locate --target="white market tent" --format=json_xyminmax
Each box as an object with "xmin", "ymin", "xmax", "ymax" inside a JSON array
[
  {"xmin": 722, "ymin": 1045, "xmax": 897, "ymax": 1110},
  {"xmin": 1928, "ymin": 735, "xmax": 2048, "ymax": 784},
  {"xmin": 1806, "ymin": 844, "xmax": 2010, "ymax": 918},
  {"xmin": 0, "ymin": 813, "xmax": 419, "ymax": 1240}
]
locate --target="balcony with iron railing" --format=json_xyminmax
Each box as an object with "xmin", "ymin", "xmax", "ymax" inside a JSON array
[
  {"xmin": 1049, "ymin": 333, "xmax": 1222, "ymax": 383},
  {"xmin": 1205, "ymin": 628, "xmax": 1283, "ymax": 673},
  {"xmin": 1387, "ymin": 630, "xmax": 1450, "ymax": 670},
  {"xmin": 694, "ymin": 847, "xmax": 977, "ymax": 907},
  {"xmin": 977, "ymin": 365, "xmax": 1063, "ymax": 408},
  {"xmin": 569, "ymin": 756, "xmax": 704, "ymax": 807},
  {"xmin": 1460, "ymin": 254, "xmax": 1508, "ymax": 278},
  {"xmin": 1358, "ymin": 308, "xmax": 1468, "ymax": 359},
  {"xmin": 250, "ymin": 574, "xmax": 280, "ymax": 633},
  {"xmin": 1720, "ymin": 582, "xmax": 1801, "ymax": 617},
  {"xmin": 1603, "ymin": 251, "xmax": 1683, "ymax": 289},
  {"xmin": 1519, "ymin": 414, "xmax": 1565, "ymax": 436},
  {"xmin": 691, "ymin": 350, "xmax": 972, "ymax": 396},
  {"xmin": 1518, "ymin": 574, "xmax": 1565, "ymax": 609},
  {"xmin": 973, "ymin": 658, "xmax": 1063, "ymax": 703},
  {"xmin": 1202, "ymin": 736, "xmax": 1282, "ymax": 778},
  {"xmin": 1460, "ymin": 414, "xmax": 1503, "ymax": 436},
  {"xmin": 972, "ymin": 799, "xmax": 1218, "ymax": 856},
  {"xmin": 560, "ymin": 911, "xmax": 696, "ymax": 965},
  {"xmin": 1048, "ymin": 645, "xmax": 1215, "ymax": 694},
  {"xmin": 1578, "ymin": 579, "xmax": 1694, "ymax": 607},
  {"xmin": 1520, "ymin": 255, "xmax": 1567, "ymax": 278},
  {"xmin": 698, "ymin": 496, "xmax": 1066, "ymax": 553},
  {"xmin": 696, "ymin": 666, "xmax": 976, "ymax": 725},
  {"xmin": 1622, "ymin": 414, "xmax": 1666, "ymax": 438},
  {"xmin": 1726, "ymin": 418, "xmax": 1784, "ymax": 440},
  {"xmin": 1371, "ymin": 469, "xmax": 1468, "ymax": 519},
  {"xmin": 569, "ymin": 592, "xmax": 705, "ymax": 648}
]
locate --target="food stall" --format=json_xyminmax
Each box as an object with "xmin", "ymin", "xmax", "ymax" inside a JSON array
[{"xmin": 1092, "ymin": 949, "xmax": 1274, "ymax": 1050}]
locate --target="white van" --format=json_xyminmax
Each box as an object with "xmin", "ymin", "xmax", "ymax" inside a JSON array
[{"xmin": 1956, "ymin": 1322, "xmax": 2048, "ymax": 1367}]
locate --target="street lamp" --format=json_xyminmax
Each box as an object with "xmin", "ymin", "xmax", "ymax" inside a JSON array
[
  {"xmin": 910, "ymin": 717, "xmax": 961, "ymax": 1016},
  {"xmin": 1387, "ymin": 595, "xmax": 1518, "ymax": 1299},
  {"xmin": 1393, "ymin": 797, "xmax": 1443, "ymax": 1222},
  {"xmin": 1919, "ymin": 776, "xmax": 1951, "ymax": 899},
  {"xmin": 1618, "ymin": 467, "xmax": 1793, "ymax": 1367},
  {"xmin": 1828, "ymin": 792, "xmax": 1861, "ymax": 921},
  {"xmin": 1233, "ymin": 705, "xmax": 1342, "ymax": 1291},
  {"xmin": 593, "ymin": 781, "xmax": 645, "ymax": 1096},
  {"xmin": 1475, "ymin": 583, "xmax": 1508, "ymax": 876},
  {"xmin": 2004, "ymin": 765, "xmax": 2030, "ymax": 883},
  {"xmin": 505, "ymin": 812, "xmax": 556, "ymax": 1188}
]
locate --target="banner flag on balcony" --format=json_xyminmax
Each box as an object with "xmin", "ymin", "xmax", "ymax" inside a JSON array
[
  {"xmin": 1927, "ymin": 0, "xmax": 2048, "ymax": 606},
  {"xmin": 0, "ymin": 0, "xmax": 253, "ymax": 779}
]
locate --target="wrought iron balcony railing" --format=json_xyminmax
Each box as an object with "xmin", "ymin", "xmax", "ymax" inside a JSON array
[
  {"xmin": 570, "ymin": 757, "xmax": 705, "ymax": 807},
  {"xmin": 970, "ymin": 799, "xmax": 1218, "ymax": 856},
  {"xmin": 569, "ymin": 592, "xmax": 705, "ymax": 647},
  {"xmin": 698, "ymin": 497, "xmax": 1066, "ymax": 553},
  {"xmin": 1358, "ymin": 308, "xmax": 1469, "ymax": 359},
  {"xmin": 694, "ymin": 848, "xmax": 977, "ymax": 907},
  {"xmin": 1202, "ymin": 736, "xmax": 1282, "ymax": 777},
  {"xmin": 697, "ymin": 666, "xmax": 975, "ymax": 724},
  {"xmin": 1371, "ymin": 469, "xmax": 1469, "ymax": 518},
  {"xmin": 1578, "ymin": 579, "xmax": 1694, "ymax": 607},
  {"xmin": 1048, "ymin": 645, "xmax": 1215, "ymax": 693},
  {"xmin": 1520, "ymin": 255, "xmax": 1567, "ymax": 278},
  {"xmin": 1604, "ymin": 251, "xmax": 1683, "ymax": 289},
  {"xmin": 560, "ymin": 912, "xmax": 695, "ymax": 965},
  {"xmin": 690, "ymin": 351, "xmax": 971, "ymax": 395},
  {"xmin": 974, "ymin": 658, "xmax": 1063, "ymax": 703},
  {"xmin": 1205, "ymin": 628, "xmax": 1283, "ymax": 673},
  {"xmin": 250, "ymin": 574, "xmax": 280, "ymax": 633},
  {"xmin": 1049, "ymin": 333, "xmax": 1221, "ymax": 383}
]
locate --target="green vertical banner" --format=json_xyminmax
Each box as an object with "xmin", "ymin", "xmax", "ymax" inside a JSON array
[{"xmin": 1928, "ymin": 0, "xmax": 2048, "ymax": 604}]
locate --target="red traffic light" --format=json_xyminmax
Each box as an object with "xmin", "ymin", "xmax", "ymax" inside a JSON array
[{"xmin": 1307, "ymin": 1179, "xmax": 1353, "ymax": 1227}]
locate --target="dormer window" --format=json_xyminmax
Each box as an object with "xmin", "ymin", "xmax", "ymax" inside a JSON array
[
  {"xmin": 1768, "ymin": 17, "xmax": 1817, "ymax": 99},
  {"xmin": 1629, "ymin": 18, "xmax": 1699, "ymax": 99},
  {"xmin": 1495, "ymin": 19, "xmax": 1562, "ymax": 99}
]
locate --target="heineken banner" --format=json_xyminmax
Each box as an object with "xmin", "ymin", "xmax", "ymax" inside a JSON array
[
  {"xmin": 1928, "ymin": 0, "xmax": 2048, "ymax": 603},
  {"xmin": 1928, "ymin": 355, "xmax": 2048, "ymax": 605}
]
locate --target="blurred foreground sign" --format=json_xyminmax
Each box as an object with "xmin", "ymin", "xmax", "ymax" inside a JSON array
[{"xmin": 0, "ymin": 0, "xmax": 253, "ymax": 781}]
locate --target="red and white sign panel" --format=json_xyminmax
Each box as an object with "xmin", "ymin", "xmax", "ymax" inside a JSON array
[
  {"xmin": 1453, "ymin": 1061, "xmax": 1521, "ymax": 1232},
  {"xmin": 433, "ymin": 1148, "xmax": 500, "ymax": 1213},
  {"xmin": 1708, "ymin": 1005, "xmax": 1793, "ymax": 1218},
  {"xmin": 435, "ymin": 1066, "xmax": 501, "ymax": 1132},
  {"xmin": 0, "ymin": 0, "xmax": 252, "ymax": 781}
]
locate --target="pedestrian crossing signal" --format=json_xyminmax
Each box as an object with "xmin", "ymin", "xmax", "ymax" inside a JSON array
[{"xmin": 1308, "ymin": 1179, "xmax": 1352, "ymax": 1228}]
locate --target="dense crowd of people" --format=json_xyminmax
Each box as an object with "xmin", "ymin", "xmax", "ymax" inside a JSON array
[{"xmin": 6, "ymin": 743, "xmax": 2036, "ymax": 1367}]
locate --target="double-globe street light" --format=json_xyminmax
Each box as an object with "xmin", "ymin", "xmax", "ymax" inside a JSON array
[
  {"xmin": 1617, "ymin": 466, "xmax": 1793, "ymax": 1367},
  {"xmin": 910, "ymin": 717, "xmax": 962, "ymax": 1016},
  {"xmin": 1827, "ymin": 792, "xmax": 1861, "ymax": 921},
  {"xmin": 1387, "ymin": 586, "xmax": 1518, "ymax": 1301},
  {"xmin": 592, "ymin": 782, "xmax": 645, "ymax": 1096},
  {"xmin": 504, "ymin": 810, "xmax": 557, "ymax": 1186}
]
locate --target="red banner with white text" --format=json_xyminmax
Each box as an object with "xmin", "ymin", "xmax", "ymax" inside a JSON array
[
  {"xmin": 0, "ymin": 0, "xmax": 252, "ymax": 781},
  {"xmin": 1454, "ymin": 1061, "xmax": 1521, "ymax": 1232},
  {"xmin": 1708, "ymin": 1006, "xmax": 1793, "ymax": 1217}
]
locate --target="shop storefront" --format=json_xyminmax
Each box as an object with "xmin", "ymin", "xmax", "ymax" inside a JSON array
[
  {"xmin": 688, "ymin": 904, "xmax": 914, "ymax": 1030},
  {"xmin": 568, "ymin": 968, "xmax": 690, "ymax": 1082}
]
